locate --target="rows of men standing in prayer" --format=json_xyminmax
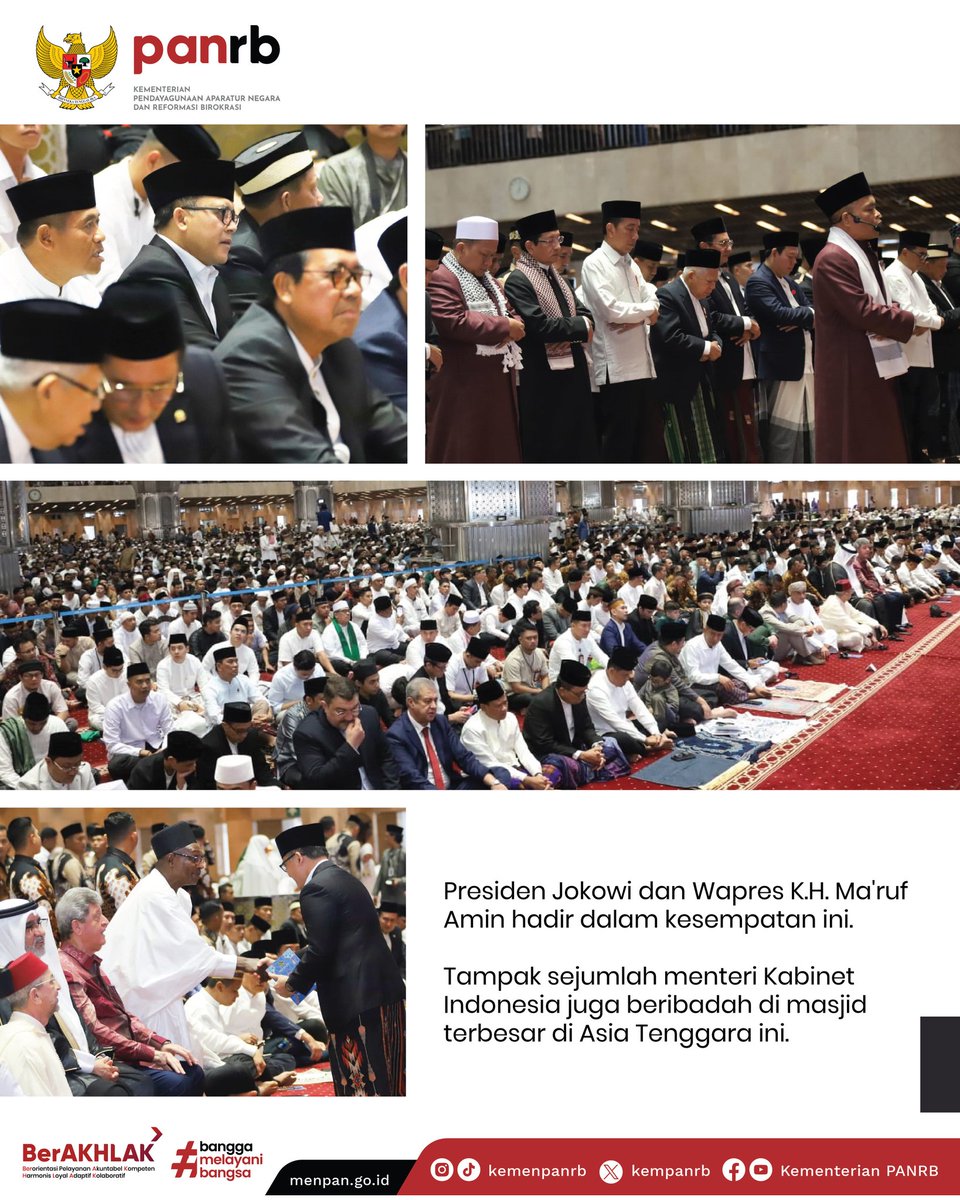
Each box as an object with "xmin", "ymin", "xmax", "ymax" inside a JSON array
[
  {"xmin": 425, "ymin": 174, "xmax": 960, "ymax": 465},
  {"xmin": 0, "ymin": 124, "xmax": 408, "ymax": 464},
  {"xmin": 0, "ymin": 819, "xmax": 404, "ymax": 1096}
]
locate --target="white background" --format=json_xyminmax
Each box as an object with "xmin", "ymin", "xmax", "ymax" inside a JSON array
[{"xmin": 4, "ymin": 5, "xmax": 959, "ymax": 1196}]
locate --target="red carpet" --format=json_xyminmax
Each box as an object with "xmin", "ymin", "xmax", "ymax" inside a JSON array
[{"xmin": 586, "ymin": 603, "xmax": 960, "ymax": 791}]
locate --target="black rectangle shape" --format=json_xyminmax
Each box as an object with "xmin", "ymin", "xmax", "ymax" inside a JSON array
[{"xmin": 921, "ymin": 1016, "xmax": 960, "ymax": 1111}]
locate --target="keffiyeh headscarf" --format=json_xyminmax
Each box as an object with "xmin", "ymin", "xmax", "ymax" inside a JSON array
[{"xmin": 442, "ymin": 251, "xmax": 523, "ymax": 373}]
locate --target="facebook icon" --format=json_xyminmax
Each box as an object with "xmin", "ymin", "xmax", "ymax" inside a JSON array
[{"xmin": 722, "ymin": 1158, "xmax": 747, "ymax": 1182}]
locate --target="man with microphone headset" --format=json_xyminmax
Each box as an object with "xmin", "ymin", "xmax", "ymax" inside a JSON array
[{"xmin": 809, "ymin": 170, "xmax": 917, "ymax": 463}]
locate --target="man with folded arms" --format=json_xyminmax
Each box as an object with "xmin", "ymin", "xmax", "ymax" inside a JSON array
[{"xmin": 811, "ymin": 171, "xmax": 915, "ymax": 461}]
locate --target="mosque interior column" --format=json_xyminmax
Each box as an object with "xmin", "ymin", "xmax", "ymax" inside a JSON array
[
  {"xmin": 134, "ymin": 481, "xmax": 182, "ymax": 539},
  {"xmin": 663, "ymin": 481, "xmax": 756, "ymax": 536},
  {"xmin": 0, "ymin": 482, "xmax": 29, "ymax": 593},
  {"xmin": 427, "ymin": 481, "xmax": 557, "ymax": 563}
]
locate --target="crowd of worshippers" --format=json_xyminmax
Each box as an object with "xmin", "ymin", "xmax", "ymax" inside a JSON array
[
  {"xmin": 0, "ymin": 815, "xmax": 405, "ymax": 1097},
  {"xmin": 425, "ymin": 177, "xmax": 960, "ymax": 466},
  {"xmin": 2, "ymin": 507, "xmax": 958, "ymax": 789},
  {"xmin": 0, "ymin": 123, "xmax": 408, "ymax": 464},
  {"xmin": 0, "ymin": 818, "xmax": 328, "ymax": 1096}
]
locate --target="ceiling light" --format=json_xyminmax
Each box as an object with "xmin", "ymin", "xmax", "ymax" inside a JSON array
[
  {"xmin": 801, "ymin": 220, "xmax": 825, "ymax": 232},
  {"xmin": 650, "ymin": 219, "xmax": 676, "ymax": 232},
  {"xmin": 908, "ymin": 195, "xmax": 932, "ymax": 208},
  {"xmin": 760, "ymin": 204, "xmax": 786, "ymax": 217},
  {"xmin": 756, "ymin": 220, "xmax": 781, "ymax": 232},
  {"xmin": 572, "ymin": 242, "xmax": 590, "ymax": 254},
  {"xmin": 714, "ymin": 203, "xmax": 740, "ymax": 216},
  {"xmin": 661, "ymin": 245, "xmax": 679, "ymax": 256},
  {"xmin": 563, "ymin": 213, "xmax": 590, "ymax": 225},
  {"xmin": 945, "ymin": 212, "xmax": 960, "ymax": 223},
  {"xmin": 888, "ymin": 223, "xmax": 906, "ymax": 232}
]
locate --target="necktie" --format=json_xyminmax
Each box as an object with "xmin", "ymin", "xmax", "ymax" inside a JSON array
[{"xmin": 422, "ymin": 726, "xmax": 446, "ymax": 790}]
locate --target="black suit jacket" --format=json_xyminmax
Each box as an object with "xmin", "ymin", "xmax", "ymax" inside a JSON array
[
  {"xmin": 126, "ymin": 750, "xmax": 200, "ymax": 790},
  {"xmin": 292, "ymin": 706, "xmax": 398, "ymax": 790},
  {"xmin": 744, "ymin": 263, "xmax": 814, "ymax": 382},
  {"xmin": 286, "ymin": 859, "xmax": 405, "ymax": 1033},
  {"xmin": 197, "ymin": 724, "xmax": 273, "ymax": 788},
  {"xmin": 922, "ymin": 274, "xmax": 960, "ymax": 372},
  {"xmin": 219, "ymin": 211, "xmax": 264, "ymax": 321},
  {"xmin": 707, "ymin": 269, "xmax": 753, "ymax": 391},
  {"xmin": 118, "ymin": 235, "xmax": 235, "ymax": 350},
  {"xmin": 214, "ymin": 302, "xmax": 407, "ymax": 463},
  {"xmin": 721, "ymin": 625, "xmax": 751, "ymax": 667},
  {"xmin": 523, "ymin": 684, "xmax": 601, "ymax": 760},
  {"xmin": 62, "ymin": 348, "xmax": 236, "ymax": 464},
  {"xmin": 944, "ymin": 252, "xmax": 960, "ymax": 306},
  {"xmin": 650, "ymin": 277, "xmax": 718, "ymax": 401}
]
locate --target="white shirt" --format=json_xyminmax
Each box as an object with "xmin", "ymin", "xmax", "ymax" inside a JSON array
[
  {"xmin": 481, "ymin": 607, "xmax": 513, "ymax": 641},
  {"xmin": 2, "ymin": 678, "xmax": 66, "ymax": 719},
  {"xmin": 366, "ymin": 613, "xmax": 404, "ymax": 653},
  {"xmin": 201, "ymin": 671, "xmax": 262, "ymax": 726},
  {"xmin": 92, "ymin": 157, "xmax": 155, "ymax": 291},
  {"xmin": 158, "ymin": 234, "xmax": 220, "ymax": 332},
  {"xmin": 681, "ymin": 277, "xmax": 713, "ymax": 357},
  {"xmin": 0, "ymin": 1013, "xmax": 72, "ymax": 1096},
  {"xmin": 156, "ymin": 652, "xmax": 208, "ymax": 703},
  {"xmin": 616, "ymin": 581, "xmax": 644, "ymax": 613},
  {"xmin": 578, "ymin": 240, "xmax": 658, "ymax": 384},
  {"xmin": 267, "ymin": 661, "xmax": 324, "ymax": 712},
  {"xmin": 548, "ymin": 628, "xmax": 609, "ymax": 682},
  {"xmin": 278, "ymin": 627, "xmax": 324, "ymax": 666},
  {"xmin": 460, "ymin": 709, "xmax": 542, "ymax": 780},
  {"xmin": 641, "ymin": 576, "xmax": 667, "ymax": 608},
  {"xmin": 0, "ymin": 149, "xmax": 45, "ymax": 250},
  {"xmin": 445, "ymin": 651, "xmax": 489, "ymax": 697},
  {"xmin": 0, "ymin": 396, "xmax": 34, "ymax": 463},
  {"xmin": 679, "ymin": 634, "xmax": 760, "ymax": 689},
  {"xmin": 0, "ymin": 715, "xmax": 67, "ymax": 788},
  {"xmin": 84, "ymin": 667, "xmax": 128, "ymax": 725},
  {"xmin": 18, "ymin": 757, "xmax": 97, "ymax": 790},
  {"xmin": 202, "ymin": 641, "xmax": 260, "ymax": 681},
  {"xmin": 542, "ymin": 567, "xmax": 564, "ymax": 597},
  {"xmin": 0, "ymin": 245, "xmax": 102, "ymax": 306},
  {"xmin": 289, "ymin": 329, "xmax": 351, "ymax": 463},
  {"xmin": 884, "ymin": 258, "xmax": 941, "ymax": 369},
  {"xmin": 109, "ymin": 420, "xmax": 165, "ymax": 463},
  {"xmin": 587, "ymin": 669, "xmax": 659, "ymax": 738},
  {"xmin": 321, "ymin": 619, "xmax": 368, "ymax": 662},
  {"xmin": 102, "ymin": 690, "xmax": 174, "ymax": 756},
  {"xmin": 185, "ymin": 988, "xmax": 257, "ymax": 1069},
  {"xmin": 718, "ymin": 274, "xmax": 756, "ymax": 381}
]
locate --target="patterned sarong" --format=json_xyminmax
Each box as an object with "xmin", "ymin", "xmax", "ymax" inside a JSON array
[{"xmin": 329, "ymin": 999, "xmax": 405, "ymax": 1097}]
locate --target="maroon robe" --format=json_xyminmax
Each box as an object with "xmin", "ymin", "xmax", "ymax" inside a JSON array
[
  {"xmin": 426, "ymin": 263, "xmax": 522, "ymax": 463},
  {"xmin": 812, "ymin": 241, "xmax": 914, "ymax": 462}
]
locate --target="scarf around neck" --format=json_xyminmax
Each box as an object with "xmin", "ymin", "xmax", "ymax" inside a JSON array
[
  {"xmin": 826, "ymin": 227, "xmax": 908, "ymax": 381},
  {"xmin": 442, "ymin": 251, "xmax": 522, "ymax": 372}
]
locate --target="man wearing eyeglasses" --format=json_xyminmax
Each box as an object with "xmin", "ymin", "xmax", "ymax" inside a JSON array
[
  {"xmin": 216, "ymin": 206, "xmax": 407, "ymax": 463},
  {"xmin": 64, "ymin": 282, "xmax": 234, "ymax": 464},
  {"xmin": 18, "ymin": 731, "xmax": 96, "ymax": 791},
  {"xmin": 101, "ymin": 821, "xmax": 273, "ymax": 1058},
  {"xmin": 270, "ymin": 822, "xmax": 405, "ymax": 1096},
  {"xmin": 0, "ymin": 299, "xmax": 107, "ymax": 464},
  {"xmin": 503, "ymin": 208, "xmax": 596, "ymax": 463},
  {"xmin": 693, "ymin": 216, "xmax": 762, "ymax": 462},
  {"xmin": 118, "ymin": 159, "xmax": 237, "ymax": 351},
  {"xmin": 884, "ymin": 230, "xmax": 945, "ymax": 461},
  {"xmin": 0, "ymin": 170, "xmax": 103, "ymax": 306}
]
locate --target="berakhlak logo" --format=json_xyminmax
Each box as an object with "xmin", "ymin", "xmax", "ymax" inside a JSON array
[
  {"xmin": 36, "ymin": 27, "xmax": 117, "ymax": 109},
  {"xmin": 172, "ymin": 1141, "xmax": 198, "ymax": 1179}
]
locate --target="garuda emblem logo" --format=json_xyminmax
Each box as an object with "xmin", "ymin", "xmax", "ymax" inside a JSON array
[{"xmin": 36, "ymin": 28, "xmax": 117, "ymax": 109}]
